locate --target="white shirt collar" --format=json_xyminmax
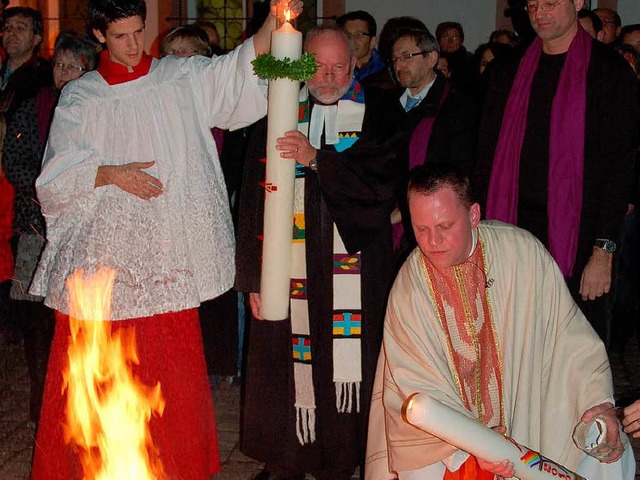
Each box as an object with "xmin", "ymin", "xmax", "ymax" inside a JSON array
[{"xmin": 400, "ymin": 76, "xmax": 436, "ymax": 110}]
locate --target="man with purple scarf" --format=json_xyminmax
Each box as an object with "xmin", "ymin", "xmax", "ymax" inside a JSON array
[
  {"xmin": 475, "ymin": 0, "xmax": 638, "ymax": 345},
  {"xmin": 389, "ymin": 28, "xmax": 477, "ymax": 258}
]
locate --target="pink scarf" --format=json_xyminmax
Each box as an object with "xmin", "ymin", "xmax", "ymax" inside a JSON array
[
  {"xmin": 393, "ymin": 82, "xmax": 451, "ymax": 250},
  {"xmin": 409, "ymin": 82, "xmax": 451, "ymax": 170},
  {"xmin": 485, "ymin": 26, "xmax": 591, "ymax": 276}
]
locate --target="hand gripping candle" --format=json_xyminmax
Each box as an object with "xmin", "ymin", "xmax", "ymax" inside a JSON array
[
  {"xmin": 403, "ymin": 393, "xmax": 587, "ymax": 480},
  {"xmin": 260, "ymin": 6, "xmax": 303, "ymax": 320}
]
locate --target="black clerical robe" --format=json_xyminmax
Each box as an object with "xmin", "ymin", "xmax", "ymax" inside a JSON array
[
  {"xmin": 474, "ymin": 40, "xmax": 638, "ymax": 340},
  {"xmin": 235, "ymin": 87, "xmax": 401, "ymax": 476}
]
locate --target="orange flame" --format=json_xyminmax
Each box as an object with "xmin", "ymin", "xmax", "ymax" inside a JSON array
[
  {"xmin": 284, "ymin": 7, "xmax": 291, "ymax": 22},
  {"xmin": 63, "ymin": 268, "xmax": 166, "ymax": 479}
]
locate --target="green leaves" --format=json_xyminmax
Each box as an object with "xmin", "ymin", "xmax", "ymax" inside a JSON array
[{"xmin": 252, "ymin": 53, "xmax": 318, "ymax": 82}]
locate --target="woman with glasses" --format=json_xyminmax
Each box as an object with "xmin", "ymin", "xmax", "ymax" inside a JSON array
[{"xmin": 2, "ymin": 31, "xmax": 96, "ymax": 424}]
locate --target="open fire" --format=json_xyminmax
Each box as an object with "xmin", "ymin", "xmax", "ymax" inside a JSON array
[{"xmin": 63, "ymin": 268, "xmax": 166, "ymax": 479}]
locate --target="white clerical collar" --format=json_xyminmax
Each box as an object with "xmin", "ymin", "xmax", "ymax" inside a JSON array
[
  {"xmin": 309, "ymin": 103, "xmax": 339, "ymax": 149},
  {"xmin": 468, "ymin": 227, "xmax": 478, "ymax": 258},
  {"xmin": 400, "ymin": 77, "xmax": 436, "ymax": 110}
]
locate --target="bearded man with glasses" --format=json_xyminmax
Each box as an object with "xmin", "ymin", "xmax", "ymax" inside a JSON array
[{"xmin": 237, "ymin": 24, "xmax": 404, "ymax": 480}]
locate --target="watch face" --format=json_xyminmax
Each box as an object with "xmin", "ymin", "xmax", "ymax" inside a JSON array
[{"xmin": 596, "ymin": 240, "xmax": 616, "ymax": 253}]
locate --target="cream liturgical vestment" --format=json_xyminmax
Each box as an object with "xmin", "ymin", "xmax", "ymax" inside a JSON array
[
  {"xmin": 30, "ymin": 41, "xmax": 265, "ymax": 319},
  {"xmin": 365, "ymin": 221, "xmax": 633, "ymax": 479}
]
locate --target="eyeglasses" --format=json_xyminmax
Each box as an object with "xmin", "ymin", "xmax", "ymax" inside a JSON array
[
  {"xmin": 166, "ymin": 47, "xmax": 197, "ymax": 56},
  {"xmin": 524, "ymin": 0, "xmax": 567, "ymax": 14},
  {"xmin": 315, "ymin": 63, "xmax": 352, "ymax": 78},
  {"xmin": 346, "ymin": 31, "xmax": 371, "ymax": 39},
  {"xmin": 391, "ymin": 51, "xmax": 429, "ymax": 64},
  {"xmin": 1, "ymin": 24, "xmax": 31, "ymax": 34},
  {"xmin": 55, "ymin": 61, "xmax": 86, "ymax": 73},
  {"xmin": 442, "ymin": 35, "xmax": 461, "ymax": 42}
]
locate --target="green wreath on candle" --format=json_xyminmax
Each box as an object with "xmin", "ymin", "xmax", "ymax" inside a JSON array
[{"xmin": 252, "ymin": 53, "xmax": 318, "ymax": 82}]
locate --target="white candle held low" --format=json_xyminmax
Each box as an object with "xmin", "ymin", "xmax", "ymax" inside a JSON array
[
  {"xmin": 260, "ymin": 13, "xmax": 303, "ymax": 320},
  {"xmin": 403, "ymin": 393, "xmax": 587, "ymax": 480}
]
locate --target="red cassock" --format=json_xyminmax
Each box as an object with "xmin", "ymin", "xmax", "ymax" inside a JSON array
[{"xmin": 31, "ymin": 309, "xmax": 220, "ymax": 480}]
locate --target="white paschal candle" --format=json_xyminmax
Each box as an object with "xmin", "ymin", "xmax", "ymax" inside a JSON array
[
  {"xmin": 260, "ymin": 17, "xmax": 303, "ymax": 320},
  {"xmin": 403, "ymin": 394, "xmax": 587, "ymax": 480}
]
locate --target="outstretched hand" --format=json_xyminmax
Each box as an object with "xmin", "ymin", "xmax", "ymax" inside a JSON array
[{"xmin": 95, "ymin": 161, "xmax": 163, "ymax": 200}]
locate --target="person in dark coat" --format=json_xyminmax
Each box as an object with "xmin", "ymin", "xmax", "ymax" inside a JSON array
[
  {"xmin": 387, "ymin": 28, "xmax": 477, "ymax": 260},
  {"xmin": 236, "ymin": 26, "xmax": 401, "ymax": 480},
  {"xmin": 435, "ymin": 21, "xmax": 474, "ymax": 96},
  {"xmin": 474, "ymin": 0, "xmax": 638, "ymax": 346},
  {"xmin": 3, "ymin": 31, "xmax": 96, "ymax": 423}
]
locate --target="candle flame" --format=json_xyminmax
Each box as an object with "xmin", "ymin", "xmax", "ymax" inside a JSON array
[
  {"xmin": 284, "ymin": 7, "xmax": 291, "ymax": 22},
  {"xmin": 64, "ymin": 268, "xmax": 166, "ymax": 479}
]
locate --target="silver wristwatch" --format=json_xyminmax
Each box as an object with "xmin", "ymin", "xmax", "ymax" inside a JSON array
[
  {"xmin": 309, "ymin": 158, "xmax": 318, "ymax": 171},
  {"xmin": 594, "ymin": 238, "xmax": 616, "ymax": 253}
]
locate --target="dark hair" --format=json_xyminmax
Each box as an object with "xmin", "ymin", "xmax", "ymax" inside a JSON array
[
  {"xmin": 475, "ymin": 42, "xmax": 512, "ymax": 67},
  {"xmin": 378, "ymin": 16, "xmax": 428, "ymax": 62},
  {"xmin": 407, "ymin": 164, "xmax": 473, "ymax": 209},
  {"xmin": 615, "ymin": 43, "xmax": 640, "ymax": 76},
  {"xmin": 619, "ymin": 24, "xmax": 640, "ymax": 46},
  {"xmin": 578, "ymin": 9, "xmax": 603, "ymax": 34},
  {"xmin": 89, "ymin": 0, "xmax": 147, "ymax": 35},
  {"xmin": 593, "ymin": 7, "xmax": 622, "ymax": 27},
  {"xmin": 1, "ymin": 0, "xmax": 10, "ymax": 8},
  {"xmin": 161, "ymin": 25, "xmax": 212, "ymax": 57},
  {"xmin": 336, "ymin": 10, "xmax": 377, "ymax": 37},
  {"xmin": 395, "ymin": 28, "xmax": 439, "ymax": 56},
  {"xmin": 489, "ymin": 29, "xmax": 519, "ymax": 46},
  {"xmin": 192, "ymin": 20, "xmax": 219, "ymax": 42},
  {"xmin": 2, "ymin": 7, "xmax": 43, "ymax": 36},
  {"xmin": 436, "ymin": 21, "xmax": 464, "ymax": 43},
  {"xmin": 54, "ymin": 32, "xmax": 98, "ymax": 71}
]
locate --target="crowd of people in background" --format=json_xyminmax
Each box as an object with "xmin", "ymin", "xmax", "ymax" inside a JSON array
[{"xmin": 0, "ymin": 0, "xmax": 639, "ymax": 479}]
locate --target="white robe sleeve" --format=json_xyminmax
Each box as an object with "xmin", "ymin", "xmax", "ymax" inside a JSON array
[
  {"xmin": 187, "ymin": 38, "xmax": 267, "ymax": 131},
  {"xmin": 36, "ymin": 94, "xmax": 103, "ymax": 220}
]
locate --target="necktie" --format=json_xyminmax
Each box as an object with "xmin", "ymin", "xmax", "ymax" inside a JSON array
[{"xmin": 405, "ymin": 96, "xmax": 420, "ymax": 111}]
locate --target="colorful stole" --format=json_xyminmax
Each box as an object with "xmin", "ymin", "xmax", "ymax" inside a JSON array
[
  {"xmin": 422, "ymin": 233, "xmax": 504, "ymax": 433},
  {"xmin": 485, "ymin": 26, "xmax": 592, "ymax": 276},
  {"xmin": 289, "ymin": 81, "xmax": 365, "ymax": 444}
]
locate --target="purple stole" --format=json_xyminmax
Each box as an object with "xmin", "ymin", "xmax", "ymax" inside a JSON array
[
  {"xmin": 485, "ymin": 26, "xmax": 592, "ymax": 276},
  {"xmin": 393, "ymin": 82, "xmax": 451, "ymax": 250},
  {"xmin": 409, "ymin": 82, "xmax": 451, "ymax": 169}
]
